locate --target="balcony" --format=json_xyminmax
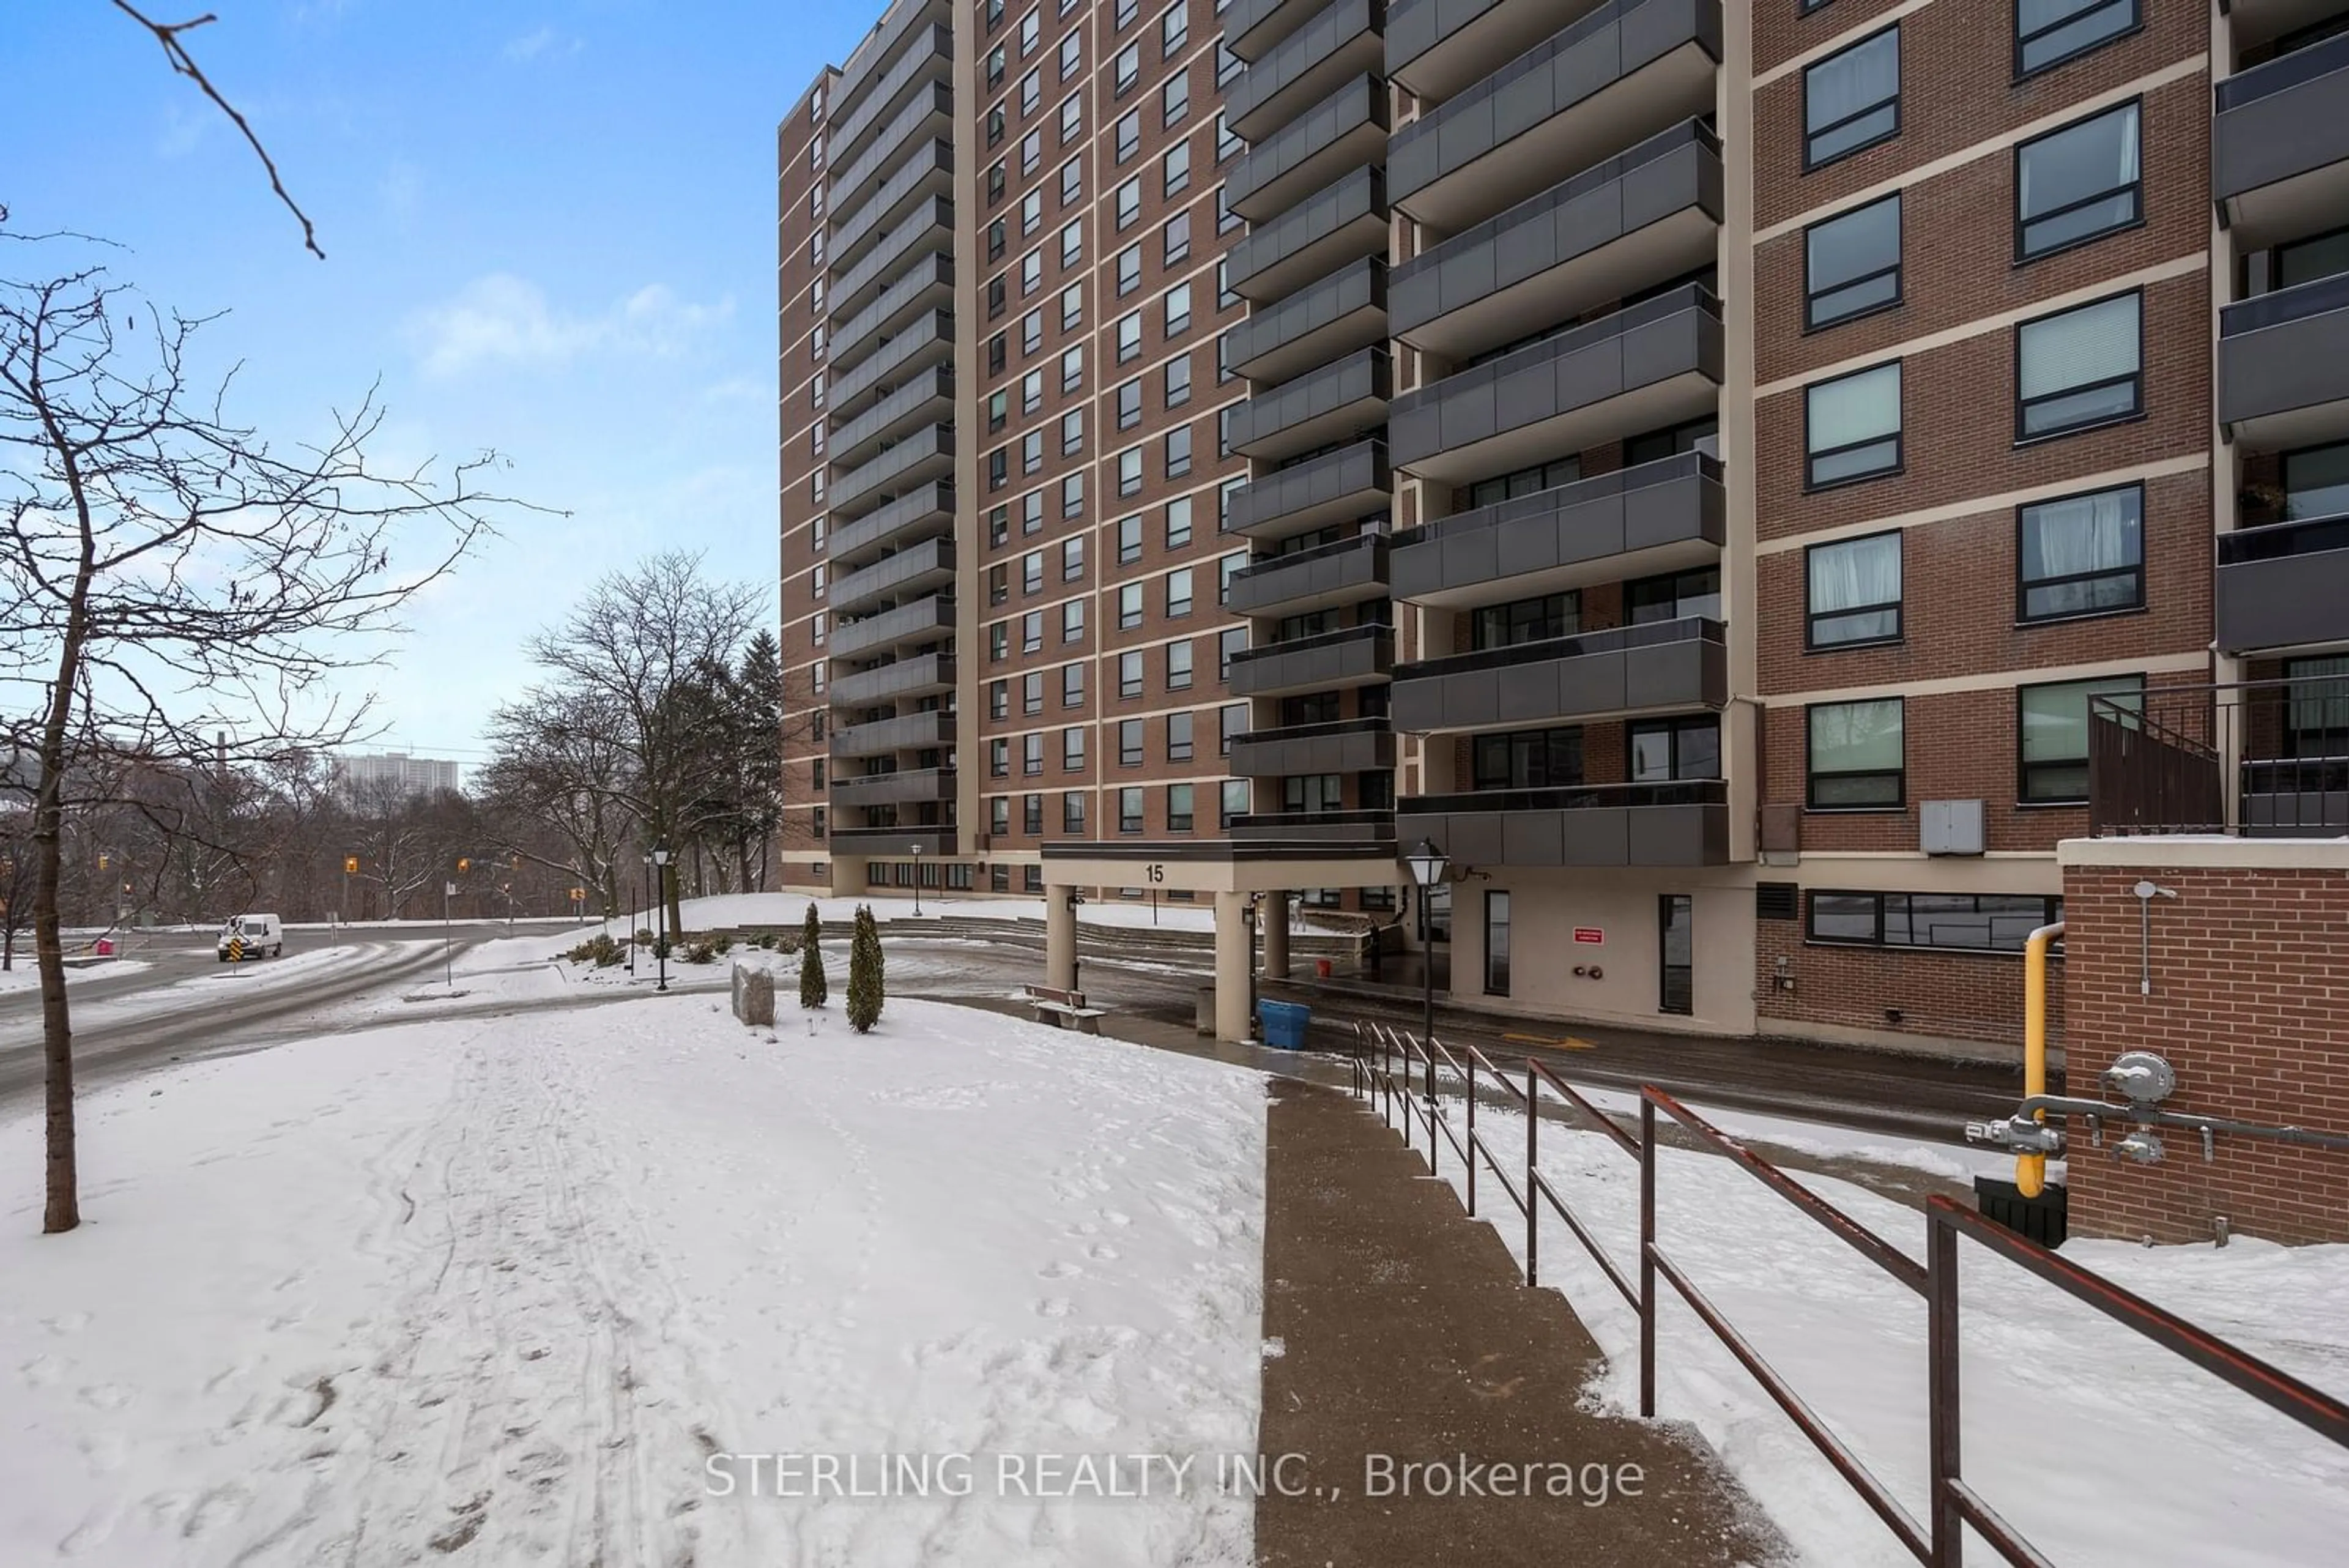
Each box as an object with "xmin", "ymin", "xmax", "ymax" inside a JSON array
[
  {"xmin": 1228, "ymin": 531, "xmax": 1390, "ymax": 617},
  {"xmin": 829, "ymin": 823, "xmax": 959, "ymax": 856},
  {"xmin": 1228, "ymin": 166, "xmax": 1389, "ymax": 305},
  {"xmin": 830, "ymin": 364, "xmax": 954, "ymax": 472},
  {"xmin": 1391, "ymin": 450, "xmax": 1722, "ymax": 604},
  {"xmin": 830, "ymin": 307, "xmax": 951, "ymax": 417},
  {"xmin": 830, "ymin": 536, "xmax": 956, "ymax": 618},
  {"xmin": 1228, "ymin": 75, "xmax": 1390, "ymax": 224},
  {"xmin": 2218, "ymin": 273, "xmax": 2349, "ymax": 450},
  {"xmin": 1228, "ymin": 0, "xmax": 1327, "ymax": 63},
  {"xmin": 2215, "ymin": 513, "xmax": 2349, "ymax": 654},
  {"xmin": 831, "ymin": 5, "xmax": 950, "ymax": 155},
  {"xmin": 1228, "ymin": 808, "xmax": 1398, "ymax": 847},
  {"xmin": 829, "ymin": 136, "xmax": 952, "ymax": 277},
  {"xmin": 2213, "ymin": 29, "xmax": 2349, "ymax": 246},
  {"xmin": 828, "ymin": 650, "xmax": 956, "ymax": 707},
  {"xmin": 2088, "ymin": 678, "xmax": 2349, "ymax": 838},
  {"xmin": 830, "ymin": 766, "xmax": 956, "ymax": 810},
  {"xmin": 1392, "ymin": 615, "xmax": 1724, "ymax": 732},
  {"xmin": 829, "ymin": 422, "xmax": 953, "ymax": 517},
  {"xmin": 831, "ymin": 708, "xmax": 956, "ymax": 759},
  {"xmin": 1228, "ymin": 715, "xmax": 1395, "ymax": 776},
  {"xmin": 1389, "ymin": 284, "xmax": 1721, "ymax": 484},
  {"xmin": 1390, "ymin": 118, "xmax": 1720, "ymax": 362},
  {"xmin": 828, "ymin": 592, "xmax": 956, "ymax": 659},
  {"xmin": 1225, "ymin": 258, "xmax": 1388, "ymax": 385},
  {"xmin": 1397, "ymin": 779, "xmax": 1729, "ymax": 866},
  {"xmin": 1227, "ymin": 437, "xmax": 1392, "ymax": 541},
  {"xmin": 1227, "ymin": 0, "xmax": 1386, "ymax": 142},
  {"xmin": 1387, "ymin": 0, "xmax": 1607, "ymax": 102},
  {"xmin": 828, "ymin": 80, "xmax": 951, "ymax": 218},
  {"xmin": 830, "ymin": 196, "xmax": 952, "ymax": 321},
  {"xmin": 1229, "ymin": 344, "xmax": 1392, "ymax": 464},
  {"xmin": 832, "ymin": 251, "xmax": 952, "ymax": 372},
  {"xmin": 1387, "ymin": 0, "xmax": 1721, "ymax": 234},
  {"xmin": 1228, "ymin": 622, "xmax": 1395, "ymax": 698}
]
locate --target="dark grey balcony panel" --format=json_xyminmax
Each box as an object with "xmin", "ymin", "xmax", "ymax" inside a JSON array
[
  {"xmin": 830, "ymin": 766, "xmax": 956, "ymax": 809},
  {"xmin": 2219, "ymin": 274, "xmax": 2349, "ymax": 450},
  {"xmin": 828, "ymin": 482, "xmax": 952, "ymax": 570},
  {"xmin": 2214, "ymin": 31, "xmax": 2349, "ymax": 246},
  {"xmin": 1230, "ymin": 532, "xmax": 1390, "ymax": 617},
  {"xmin": 1225, "ymin": 258, "xmax": 1389, "ymax": 385},
  {"xmin": 1228, "ymin": 623, "xmax": 1395, "ymax": 697},
  {"xmin": 1229, "ymin": 438, "xmax": 1393, "ymax": 541},
  {"xmin": 1230, "ymin": 346, "xmax": 1392, "ymax": 464},
  {"xmin": 1228, "ymin": 809, "xmax": 1397, "ymax": 845},
  {"xmin": 1388, "ymin": 0, "xmax": 1606, "ymax": 100},
  {"xmin": 829, "ymin": 137, "xmax": 952, "ymax": 275},
  {"xmin": 1392, "ymin": 617, "xmax": 1724, "ymax": 732},
  {"xmin": 830, "ymin": 423, "xmax": 953, "ymax": 517},
  {"xmin": 1396, "ymin": 782, "xmax": 1729, "ymax": 867},
  {"xmin": 1392, "ymin": 450, "xmax": 1721, "ymax": 604},
  {"xmin": 1388, "ymin": 0, "xmax": 1721, "ymax": 233},
  {"xmin": 831, "ymin": 252, "xmax": 954, "ymax": 373},
  {"xmin": 829, "ymin": 651, "xmax": 956, "ymax": 707},
  {"xmin": 1229, "ymin": 718, "xmax": 1397, "ymax": 777},
  {"xmin": 830, "ymin": 708, "xmax": 956, "ymax": 759},
  {"xmin": 830, "ymin": 536, "xmax": 957, "ymax": 617},
  {"xmin": 1227, "ymin": 0, "xmax": 1329, "ymax": 63},
  {"xmin": 1228, "ymin": 167, "xmax": 1389, "ymax": 305},
  {"xmin": 1228, "ymin": 75, "xmax": 1391, "ymax": 223},
  {"xmin": 830, "ymin": 197, "xmax": 952, "ymax": 321},
  {"xmin": 828, "ymin": 79, "xmax": 952, "ymax": 218},
  {"xmin": 832, "ymin": 4, "xmax": 951, "ymax": 149},
  {"xmin": 1228, "ymin": 0, "xmax": 1387, "ymax": 142},
  {"xmin": 830, "ymin": 365, "xmax": 954, "ymax": 470},
  {"xmin": 1390, "ymin": 286, "xmax": 1721, "ymax": 484},
  {"xmin": 828, "ymin": 823, "xmax": 959, "ymax": 856},
  {"xmin": 830, "ymin": 307, "xmax": 952, "ymax": 412},
  {"xmin": 2214, "ymin": 515, "xmax": 2349, "ymax": 653},
  {"xmin": 1390, "ymin": 117, "xmax": 1720, "ymax": 360},
  {"xmin": 828, "ymin": 593, "xmax": 957, "ymax": 659}
]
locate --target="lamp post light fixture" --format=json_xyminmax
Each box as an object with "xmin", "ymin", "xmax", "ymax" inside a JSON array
[
  {"xmin": 911, "ymin": 842, "xmax": 923, "ymax": 916},
  {"xmin": 1404, "ymin": 838, "xmax": 1450, "ymax": 1104},
  {"xmin": 651, "ymin": 845, "xmax": 672, "ymax": 993}
]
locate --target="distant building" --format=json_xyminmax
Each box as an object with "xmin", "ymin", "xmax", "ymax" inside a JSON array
[{"xmin": 331, "ymin": 752, "xmax": 461, "ymax": 803}]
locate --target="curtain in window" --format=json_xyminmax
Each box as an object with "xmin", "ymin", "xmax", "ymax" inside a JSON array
[
  {"xmin": 2022, "ymin": 486, "xmax": 2140, "ymax": 615},
  {"xmin": 2019, "ymin": 104, "xmax": 2137, "ymax": 254},
  {"xmin": 1809, "ymin": 533, "xmax": 1901, "ymax": 637},
  {"xmin": 1806, "ymin": 31, "xmax": 1899, "ymax": 152},
  {"xmin": 2021, "ymin": 295, "xmax": 2138, "ymax": 428}
]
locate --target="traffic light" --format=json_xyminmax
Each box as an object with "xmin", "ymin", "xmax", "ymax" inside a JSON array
[
  {"xmin": 97, "ymin": 853, "xmax": 109, "ymax": 871},
  {"xmin": 457, "ymin": 858, "xmax": 471, "ymax": 873},
  {"xmin": 344, "ymin": 856, "xmax": 359, "ymax": 874}
]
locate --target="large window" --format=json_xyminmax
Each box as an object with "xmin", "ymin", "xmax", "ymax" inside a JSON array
[
  {"xmin": 1806, "ymin": 530, "xmax": 1903, "ymax": 647},
  {"xmin": 1805, "ymin": 362, "xmax": 1902, "ymax": 488},
  {"xmin": 1804, "ymin": 26, "xmax": 1900, "ymax": 169},
  {"xmin": 1807, "ymin": 698, "xmax": 1904, "ymax": 807},
  {"xmin": 2281, "ymin": 442, "xmax": 2349, "ymax": 520},
  {"xmin": 1809, "ymin": 891, "xmax": 2064, "ymax": 953},
  {"xmin": 2016, "ymin": 102, "xmax": 2140, "ymax": 260},
  {"xmin": 1630, "ymin": 716, "xmax": 1720, "ymax": 781},
  {"xmin": 1471, "ymin": 591, "xmax": 1579, "ymax": 650},
  {"xmin": 1465, "ymin": 455, "xmax": 1581, "ymax": 510},
  {"xmin": 1805, "ymin": 194, "xmax": 1902, "ymax": 328},
  {"xmin": 1628, "ymin": 566, "xmax": 1720, "ymax": 625},
  {"xmin": 1472, "ymin": 727, "xmax": 1584, "ymax": 790},
  {"xmin": 2019, "ymin": 674, "xmax": 2143, "ymax": 802},
  {"xmin": 2017, "ymin": 291, "xmax": 2140, "ymax": 440},
  {"xmin": 2286, "ymin": 656, "xmax": 2349, "ymax": 756},
  {"xmin": 2016, "ymin": 0, "xmax": 2138, "ymax": 78},
  {"xmin": 2017, "ymin": 484, "xmax": 2143, "ymax": 621},
  {"xmin": 1484, "ymin": 891, "xmax": 1512, "ymax": 997}
]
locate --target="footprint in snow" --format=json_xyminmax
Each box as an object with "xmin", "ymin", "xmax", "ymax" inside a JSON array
[
  {"xmin": 1034, "ymin": 1298, "xmax": 1074, "ymax": 1319},
  {"xmin": 1038, "ymin": 1261, "xmax": 1082, "ymax": 1280}
]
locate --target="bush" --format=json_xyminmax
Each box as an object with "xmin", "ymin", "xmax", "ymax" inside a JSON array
[
  {"xmin": 712, "ymin": 932, "xmax": 735, "ymax": 956},
  {"xmin": 683, "ymin": 939, "xmax": 716, "ymax": 964},
  {"xmin": 634, "ymin": 927, "xmax": 655, "ymax": 946},
  {"xmin": 846, "ymin": 903, "xmax": 885, "ymax": 1034},
  {"xmin": 798, "ymin": 902, "xmax": 827, "ymax": 1009},
  {"xmin": 565, "ymin": 932, "xmax": 623, "ymax": 967}
]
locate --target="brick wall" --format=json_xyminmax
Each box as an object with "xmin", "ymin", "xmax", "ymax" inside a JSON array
[
  {"xmin": 2061, "ymin": 861, "xmax": 2349, "ymax": 1245},
  {"xmin": 1753, "ymin": 915, "xmax": 2052, "ymax": 1053}
]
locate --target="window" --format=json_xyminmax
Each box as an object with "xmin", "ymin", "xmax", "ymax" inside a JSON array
[
  {"xmin": 1120, "ymin": 718, "xmax": 1145, "ymax": 765},
  {"xmin": 1807, "ymin": 698, "xmax": 1904, "ymax": 808},
  {"xmin": 1162, "ymin": 68, "xmax": 1190, "ymax": 127},
  {"xmin": 1216, "ymin": 111, "xmax": 1242, "ymax": 163},
  {"xmin": 1160, "ymin": 2, "xmax": 1187, "ymax": 55},
  {"xmin": 1118, "ymin": 311, "xmax": 1143, "ymax": 361},
  {"xmin": 1063, "ymin": 792, "xmax": 1087, "ymax": 833},
  {"xmin": 1118, "ymin": 377, "xmax": 1143, "ymax": 428},
  {"xmin": 1484, "ymin": 892, "xmax": 1512, "ymax": 996},
  {"xmin": 1117, "ymin": 110, "xmax": 1140, "ymax": 163},
  {"xmin": 987, "ymin": 103, "xmax": 1006, "ymax": 146},
  {"xmin": 1217, "ymin": 551, "xmax": 1243, "ymax": 605},
  {"xmin": 1219, "ymin": 626, "xmax": 1245, "ymax": 678},
  {"xmin": 1062, "ymin": 282, "xmax": 1085, "ymax": 333},
  {"xmin": 1217, "ymin": 255, "xmax": 1238, "ymax": 310},
  {"xmin": 1025, "ymin": 793, "xmax": 1045, "ymax": 833},
  {"xmin": 1804, "ymin": 26, "xmax": 1899, "ymax": 168},
  {"xmin": 990, "ymin": 680, "xmax": 1011, "ymax": 721},
  {"xmin": 1215, "ymin": 40, "xmax": 1241, "ymax": 88},
  {"xmin": 1167, "ymin": 782, "xmax": 1195, "ymax": 833},
  {"xmin": 1062, "ymin": 407, "xmax": 1084, "ymax": 456},
  {"xmin": 990, "ymin": 562, "xmax": 1012, "ymax": 604},
  {"xmin": 1115, "ymin": 43, "xmax": 1139, "ymax": 95},
  {"xmin": 1022, "ymin": 491, "xmax": 1045, "ymax": 533},
  {"xmin": 1023, "ymin": 309, "xmax": 1043, "ymax": 354},
  {"xmin": 1119, "ymin": 446, "xmax": 1145, "ymax": 496},
  {"xmin": 988, "ymin": 163, "xmax": 1008, "ymax": 204},
  {"xmin": 1063, "ymin": 662, "xmax": 1085, "ymax": 705},
  {"xmin": 1167, "ymin": 639, "xmax": 1193, "ymax": 690},
  {"xmin": 1466, "ymin": 455, "xmax": 1581, "ymax": 510},
  {"xmin": 2016, "ymin": 102, "xmax": 2139, "ymax": 260},
  {"xmin": 1020, "ymin": 10, "xmax": 1039, "ymax": 54},
  {"xmin": 1021, "ymin": 68, "xmax": 1041, "ymax": 116},
  {"xmin": 1163, "ymin": 210, "xmax": 1191, "ymax": 266},
  {"xmin": 1062, "ymin": 471, "xmax": 1085, "ymax": 518},
  {"xmin": 1063, "ymin": 726, "xmax": 1085, "ymax": 770},
  {"xmin": 2016, "ymin": 0, "xmax": 2138, "ymax": 78},
  {"xmin": 2019, "ymin": 484, "xmax": 2143, "ymax": 621},
  {"xmin": 1022, "ymin": 429, "xmax": 1043, "ymax": 474},
  {"xmin": 2016, "ymin": 291, "xmax": 2140, "ymax": 440},
  {"xmin": 1163, "ymin": 141, "xmax": 1190, "ymax": 199},
  {"xmin": 1165, "ymin": 496, "xmax": 1193, "ymax": 549},
  {"xmin": 1022, "ymin": 129, "xmax": 1042, "ymax": 176},
  {"xmin": 1628, "ymin": 565, "xmax": 1720, "ymax": 623},
  {"xmin": 1805, "ymin": 362, "xmax": 1902, "ymax": 487},
  {"xmin": 1119, "ymin": 787, "xmax": 1144, "ymax": 833},
  {"xmin": 2020, "ymin": 675, "xmax": 2143, "ymax": 801},
  {"xmin": 988, "ymin": 44, "xmax": 1006, "ymax": 86},
  {"xmin": 811, "ymin": 563, "xmax": 826, "ymax": 599},
  {"xmin": 1165, "ymin": 566, "xmax": 1194, "ymax": 617},
  {"xmin": 989, "ymin": 505, "xmax": 1011, "ymax": 547},
  {"xmin": 1024, "ymin": 734, "xmax": 1044, "ymax": 776},
  {"xmin": 1120, "ymin": 648, "xmax": 1145, "ymax": 697},
  {"xmin": 1117, "ymin": 245, "xmax": 1142, "ymax": 296},
  {"xmin": 989, "ymin": 332, "xmax": 1007, "ymax": 373},
  {"xmin": 1805, "ymin": 194, "xmax": 1901, "ymax": 328},
  {"xmin": 1059, "ymin": 29, "xmax": 1080, "ymax": 79},
  {"xmin": 1118, "ymin": 515, "xmax": 1143, "ymax": 563},
  {"xmin": 1024, "ymin": 670, "xmax": 1045, "ymax": 715},
  {"xmin": 1472, "ymin": 592, "xmax": 1578, "ymax": 650},
  {"xmin": 1063, "ymin": 596, "xmax": 1086, "ymax": 641},
  {"xmin": 1806, "ymin": 531, "xmax": 1903, "ymax": 647},
  {"xmin": 1022, "ymin": 241, "xmax": 1042, "ymax": 284},
  {"xmin": 1220, "ymin": 779, "xmax": 1249, "ymax": 828},
  {"xmin": 1023, "ymin": 611, "xmax": 1044, "ymax": 653},
  {"xmin": 1163, "ymin": 281, "xmax": 1192, "ymax": 336},
  {"xmin": 1119, "ymin": 583, "xmax": 1144, "ymax": 629},
  {"xmin": 1472, "ymin": 727, "xmax": 1583, "ymax": 790},
  {"xmin": 1115, "ymin": 177, "xmax": 1143, "ymax": 233},
  {"xmin": 991, "ymin": 622, "xmax": 1010, "ymax": 661},
  {"xmin": 1165, "ymin": 425, "xmax": 1193, "ymax": 478},
  {"xmin": 1022, "ymin": 370, "xmax": 1043, "ymax": 414},
  {"xmin": 1220, "ymin": 703, "xmax": 1245, "ymax": 755},
  {"xmin": 1809, "ymin": 891, "xmax": 2064, "ymax": 953},
  {"xmin": 1061, "ymin": 344, "xmax": 1084, "ymax": 392},
  {"xmin": 988, "ymin": 389, "xmax": 1009, "ymax": 431},
  {"xmin": 1023, "ymin": 550, "xmax": 1045, "ymax": 595},
  {"xmin": 1630, "ymin": 716, "xmax": 1720, "ymax": 781},
  {"xmin": 1060, "ymin": 219, "xmax": 1083, "ymax": 268},
  {"xmin": 991, "ymin": 793, "xmax": 1010, "ymax": 830}
]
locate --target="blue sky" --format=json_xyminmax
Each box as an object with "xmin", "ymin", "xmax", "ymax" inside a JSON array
[{"xmin": 4, "ymin": 0, "xmax": 874, "ymax": 772}]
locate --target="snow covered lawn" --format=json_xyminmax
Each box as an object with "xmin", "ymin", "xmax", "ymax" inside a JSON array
[
  {"xmin": 1401, "ymin": 1083, "xmax": 2349, "ymax": 1567},
  {"xmin": 0, "ymin": 997, "xmax": 1267, "ymax": 1566},
  {"xmin": 0, "ymin": 960, "xmax": 152, "ymax": 995}
]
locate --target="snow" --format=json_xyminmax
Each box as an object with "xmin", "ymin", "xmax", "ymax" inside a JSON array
[
  {"xmin": 0, "ymin": 994, "xmax": 1267, "ymax": 1567},
  {"xmin": 0, "ymin": 945, "xmax": 390, "ymax": 1055},
  {"xmin": 0, "ymin": 961, "xmax": 152, "ymax": 995},
  {"xmin": 1388, "ymin": 1082, "xmax": 2349, "ymax": 1567}
]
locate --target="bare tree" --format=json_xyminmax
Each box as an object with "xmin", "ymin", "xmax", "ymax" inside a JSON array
[
  {"xmin": 477, "ymin": 685, "xmax": 637, "ymax": 916},
  {"xmin": 0, "ymin": 807, "xmax": 32, "ymax": 967},
  {"xmin": 0, "ymin": 258, "xmax": 541, "ymax": 1233}
]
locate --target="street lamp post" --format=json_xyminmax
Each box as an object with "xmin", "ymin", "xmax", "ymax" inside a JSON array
[
  {"xmin": 910, "ymin": 842, "xmax": 923, "ymax": 916},
  {"xmin": 1405, "ymin": 838, "xmax": 1450, "ymax": 1104},
  {"xmin": 651, "ymin": 845, "xmax": 672, "ymax": 993}
]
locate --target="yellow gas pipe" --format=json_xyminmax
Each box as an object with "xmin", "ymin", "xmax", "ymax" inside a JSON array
[{"xmin": 2017, "ymin": 921, "xmax": 2065, "ymax": 1198}]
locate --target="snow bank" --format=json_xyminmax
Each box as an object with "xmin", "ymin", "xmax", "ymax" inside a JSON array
[
  {"xmin": 0, "ymin": 960, "xmax": 153, "ymax": 995},
  {"xmin": 0, "ymin": 995, "xmax": 1267, "ymax": 1567}
]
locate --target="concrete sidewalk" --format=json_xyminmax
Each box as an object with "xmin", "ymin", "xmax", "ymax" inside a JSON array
[{"xmin": 1251, "ymin": 1080, "xmax": 1782, "ymax": 1567}]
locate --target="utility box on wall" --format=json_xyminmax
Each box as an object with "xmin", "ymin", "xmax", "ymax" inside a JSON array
[{"xmin": 1921, "ymin": 800, "xmax": 1984, "ymax": 855}]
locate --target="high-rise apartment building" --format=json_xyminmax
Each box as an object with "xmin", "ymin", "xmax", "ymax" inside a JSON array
[
  {"xmin": 781, "ymin": 0, "xmax": 2349, "ymax": 1055},
  {"xmin": 330, "ymin": 752, "xmax": 463, "ymax": 801}
]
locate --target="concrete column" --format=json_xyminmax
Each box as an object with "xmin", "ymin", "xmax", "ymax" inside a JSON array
[
  {"xmin": 1044, "ymin": 891, "xmax": 1077, "ymax": 992},
  {"xmin": 1214, "ymin": 891, "xmax": 1253, "ymax": 1042},
  {"xmin": 1263, "ymin": 893, "xmax": 1291, "ymax": 979}
]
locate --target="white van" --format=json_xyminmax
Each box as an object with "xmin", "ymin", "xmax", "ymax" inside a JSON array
[{"xmin": 218, "ymin": 913, "xmax": 284, "ymax": 960}]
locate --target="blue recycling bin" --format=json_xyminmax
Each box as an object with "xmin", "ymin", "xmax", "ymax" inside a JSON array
[{"xmin": 1258, "ymin": 999, "xmax": 1311, "ymax": 1050}]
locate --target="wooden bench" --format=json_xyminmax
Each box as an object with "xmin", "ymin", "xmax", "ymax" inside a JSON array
[{"xmin": 1022, "ymin": 983, "xmax": 1107, "ymax": 1034}]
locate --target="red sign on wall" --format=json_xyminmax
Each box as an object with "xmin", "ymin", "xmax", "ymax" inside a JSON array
[{"xmin": 1573, "ymin": 927, "xmax": 1604, "ymax": 945}]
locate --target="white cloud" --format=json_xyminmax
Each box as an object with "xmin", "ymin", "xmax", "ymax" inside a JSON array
[
  {"xmin": 404, "ymin": 275, "xmax": 734, "ymax": 379},
  {"xmin": 503, "ymin": 26, "xmax": 582, "ymax": 62}
]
